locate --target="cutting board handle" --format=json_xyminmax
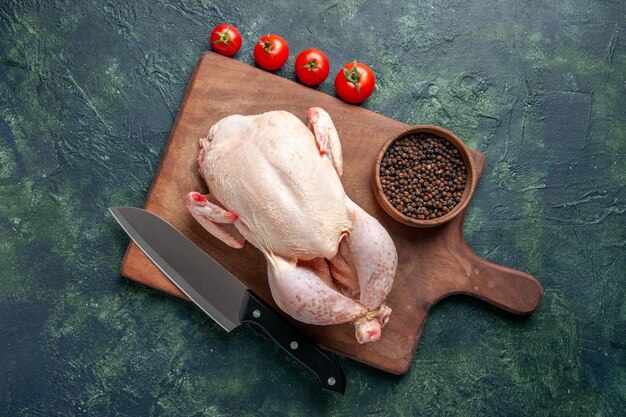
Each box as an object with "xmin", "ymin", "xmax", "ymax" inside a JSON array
[
  {"xmin": 433, "ymin": 151, "xmax": 542, "ymax": 315},
  {"xmin": 456, "ymin": 245, "xmax": 543, "ymax": 314},
  {"xmin": 445, "ymin": 217, "xmax": 542, "ymax": 314}
]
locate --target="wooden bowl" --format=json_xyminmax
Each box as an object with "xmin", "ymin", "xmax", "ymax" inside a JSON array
[{"xmin": 372, "ymin": 125, "xmax": 477, "ymax": 228}]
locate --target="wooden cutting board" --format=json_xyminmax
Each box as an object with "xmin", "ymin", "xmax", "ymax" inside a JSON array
[{"xmin": 120, "ymin": 52, "xmax": 542, "ymax": 375}]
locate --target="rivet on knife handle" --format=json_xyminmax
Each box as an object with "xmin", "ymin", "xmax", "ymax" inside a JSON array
[{"xmin": 240, "ymin": 290, "xmax": 346, "ymax": 394}]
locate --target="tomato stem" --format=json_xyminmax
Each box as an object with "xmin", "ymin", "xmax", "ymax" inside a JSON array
[
  {"xmin": 343, "ymin": 61, "xmax": 362, "ymax": 95},
  {"xmin": 259, "ymin": 33, "xmax": 275, "ymax": 54},
  {"xmin": 299, "ymin": 58, "xmax": 320, "ymax": 71},
  {"xmin": 213, "ymin": 26, "xmax": 235, "ymax": 50}
]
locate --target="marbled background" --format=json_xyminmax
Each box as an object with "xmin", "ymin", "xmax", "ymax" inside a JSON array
[{"xmin": 1, "ymin": 0, "xmax": 624, "ymax": 415}]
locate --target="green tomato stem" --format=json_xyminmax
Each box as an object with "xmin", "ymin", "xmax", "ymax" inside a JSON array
[
  {"xmin": 214, "ymin": 26, "xmax": 235, "ymax": 50},
  {"xmin": 343, "ymin": 61, "xmax": 362, "ymax": 95},
  {"xmin": 260, "ymin": 34, "xmax": 275, "ymax": 54},
  {"xmin": 300, "ymin": 58, "xmax": 320, "ymax": 71}
]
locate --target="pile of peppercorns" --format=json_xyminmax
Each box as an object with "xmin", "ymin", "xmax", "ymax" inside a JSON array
[{"xmin": 379, "ymin": 133, "xmax": 467, "ymax": 220}]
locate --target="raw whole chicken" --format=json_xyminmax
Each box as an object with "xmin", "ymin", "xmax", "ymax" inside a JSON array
[{"xmin": 186, "ymin": 108, "xmax": 397, "ymax": 343}]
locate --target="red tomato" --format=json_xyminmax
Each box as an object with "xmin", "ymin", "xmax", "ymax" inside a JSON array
[
  {"xmin": 295, "ymin": 48, "xmax": 330, "ymax": 86},
  {"xmin": 254, "ymin": 34, "xmax": 289, "ymax": 71},
  {"xmin": 210, "ymin": 24, "xmax": 242, "ymax": 57},
  {"xmin": 334, "ymin": 61, "xmax": 375, "ymax": 104}
]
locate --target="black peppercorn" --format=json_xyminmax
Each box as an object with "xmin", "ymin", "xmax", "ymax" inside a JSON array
[{"xmin": 380, "ymin": 133, "xmax": 467, "ymax": 220}]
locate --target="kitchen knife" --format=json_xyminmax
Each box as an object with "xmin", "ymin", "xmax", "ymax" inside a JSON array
[{"xmin": 110, "ymin": 207, "xmax": 346, "ymax": 394}]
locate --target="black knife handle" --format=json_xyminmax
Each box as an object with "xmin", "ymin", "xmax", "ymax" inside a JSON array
[{"xmin": 240, "ymin": 290, "xmax": 346, "ymax": 394}]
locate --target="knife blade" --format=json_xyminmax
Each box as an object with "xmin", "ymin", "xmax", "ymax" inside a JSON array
[{"xmin": 110, "ymin": 207, "xmax": 346, "ymax": 394}]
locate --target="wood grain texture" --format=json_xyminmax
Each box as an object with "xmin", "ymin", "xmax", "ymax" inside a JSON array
[{"xmin": 120, "ymin": 52, "xmax": 542, "ymax": 374}]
